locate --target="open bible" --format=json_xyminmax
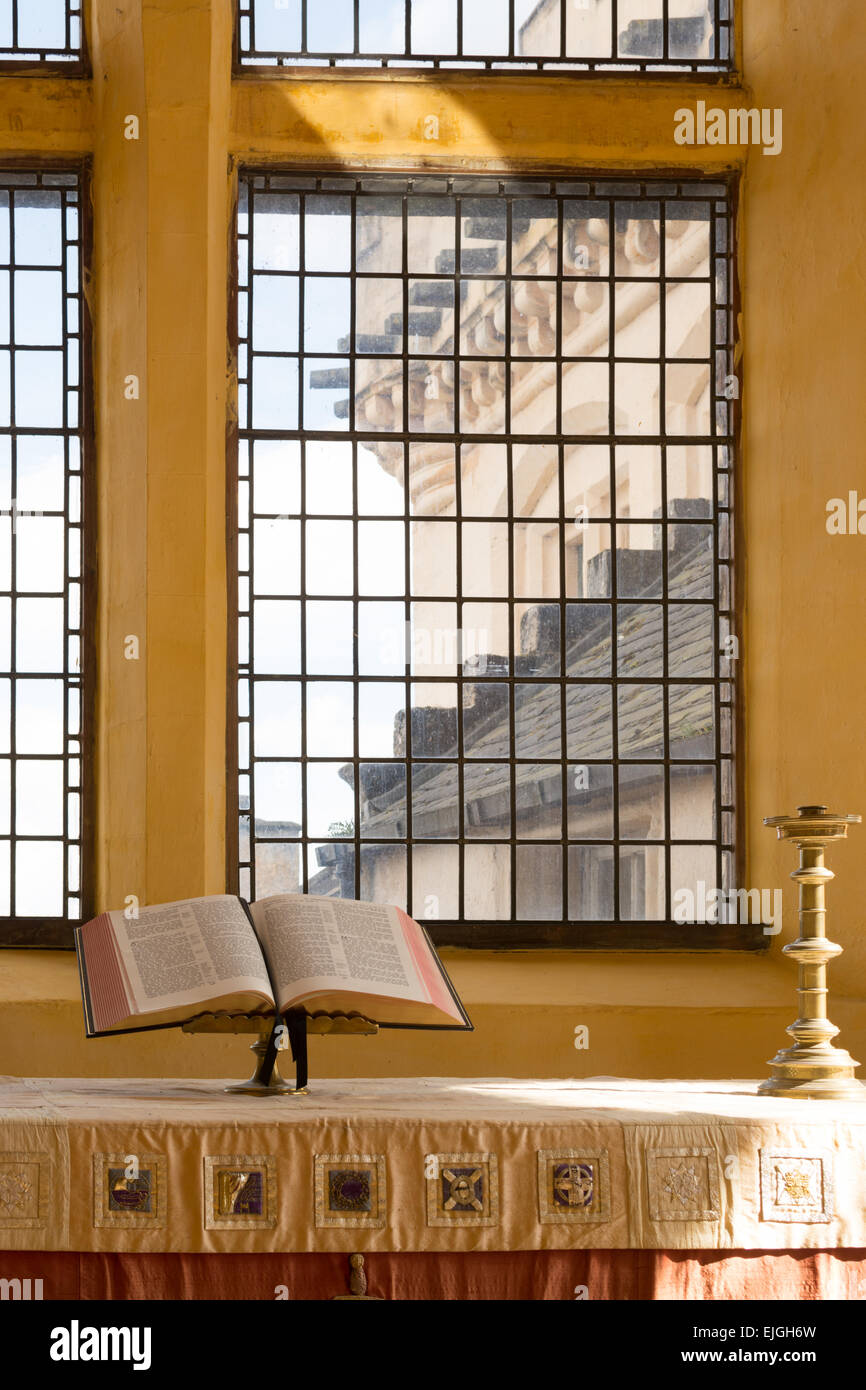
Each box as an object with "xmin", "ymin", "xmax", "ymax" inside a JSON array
[{"xmin": 75, "ymin": 893, "xmax": 470, "ymax": 1037}]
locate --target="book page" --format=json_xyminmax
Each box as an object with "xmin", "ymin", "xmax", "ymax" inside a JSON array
[
  {"xmin": 110, "ymin": 895, "xmax": 274, "ymax": 1018},
  {"xmin": 250, "ymin": 895, "xmax": 428, "ymax": 1013}
]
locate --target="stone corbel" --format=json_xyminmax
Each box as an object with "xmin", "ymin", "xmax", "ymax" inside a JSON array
[
  {"xmin": 527, "ymin": 317, "xmax": 556, "ymax": 356},
  {"xmin": 471, "ymin": 363, "xmax": 499, "ymax": 408},
  {"xmin": 623, "ymin": 218, "xmax": 660, "ymax": 266},
  {"xmin": 474, "ymin": 311, "xmax": 503, "ymax": 355},
  {"xmin": 363, "ymin": 389, "xmax": 396, "ymax": 429},
  {"xmin": 573, "ymin": 279, "xmax": 605, "ymax": 313}
]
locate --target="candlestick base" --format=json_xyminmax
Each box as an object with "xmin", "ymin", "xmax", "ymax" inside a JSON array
[{"xmin": 758, "ymin": 1046, "xmax": 866, "ymax": 1101}]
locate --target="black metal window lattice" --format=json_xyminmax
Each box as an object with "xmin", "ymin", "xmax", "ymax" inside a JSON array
[
  {"xmin": 236, "ymin": 0, "xmax": 732, "ymax": 73},
  {"xmin": 233, "ymin": 171, "xmax": 741, "ymax": 947},
  {"xmin": 0, "ymin": 2, "xmax": 83, "ymax": 66},
  {"xmin": 0, "ymin": 170, "xmax": 87, "ymax": 944}
]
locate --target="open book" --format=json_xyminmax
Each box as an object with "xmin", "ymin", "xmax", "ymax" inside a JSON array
[{"xmin": 75, "ymin": 894, "xmax": 470, "ymax": 1036}]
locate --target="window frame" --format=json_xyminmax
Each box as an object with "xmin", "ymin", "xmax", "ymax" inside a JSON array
[
  {"xmin": 0, "ymin": 2, "xmax": 89, "ymax": 78},
  {"xmin": 0, "ymin": 156, "xmax": 96, "ymax": 949},
  {"xmin": 226, "ymin": 162, "xmax": 754, "ymax": 950},
  {"xmin": 231, "ymin": 0, "xmax": 738, "ymax": 79}
]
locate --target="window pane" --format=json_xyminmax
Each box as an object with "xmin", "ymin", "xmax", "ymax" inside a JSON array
[
  {"xmin": 16, "ymin": 842, "xmax": 63, "ymax": 917},
  {"xmin": 516, "ymin": 845, "xmax": 561, "ymax": 920},
  {"xmin": 16, "ymin": 1, "xmax": 70, "ymax": 55}
]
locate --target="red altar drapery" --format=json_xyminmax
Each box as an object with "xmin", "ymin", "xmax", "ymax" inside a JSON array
[{"xmin": 3, "ymin": 1249, "xmax": 863, "ymax": 1300}]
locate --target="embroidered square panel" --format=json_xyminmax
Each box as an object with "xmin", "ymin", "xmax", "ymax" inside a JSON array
[
  {"xmin": 0, "ymin": 1152, "xmax": 49, "ymax": 1229},
  {"xmin": 645, "ymin": 1147, "xmax": 720, "ymax": 1222},
  {"xmin": 759, "ymin": 1149, "xmax": 834, "ymax": 1224},
  {"xmin": 426, "ymin": 1151, "xmax": 499, "ymax": 1227},
  {"xmin": 92, "ymin": 1153, "xmax": 166, "ymax": 1229},
  {"xmin": 314, "ymin": 1153, "xmax": 386, "ymax": 1229},
  {"xmin": 537, "ymin": 1148, "xmax": 611, "ymax": 1224},
  {"xmin": 204, "ymin": 1155, "xmax": 277, "ymax": 1230}
]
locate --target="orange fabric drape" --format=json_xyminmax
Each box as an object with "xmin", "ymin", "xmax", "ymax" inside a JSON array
[{"xmin": 3, "ymin": 1249, "xmax": 863, "ymax": 1300}]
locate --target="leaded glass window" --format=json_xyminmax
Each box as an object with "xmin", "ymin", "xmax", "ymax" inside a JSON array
[{"xmin": 233, "ymin": 171, "xmax": 739, "ymax": 946}]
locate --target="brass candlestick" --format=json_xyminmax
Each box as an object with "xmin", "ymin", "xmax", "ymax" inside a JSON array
[{"xmin": 761, "ymin": 805, "xmax": 865, "ymax": 1100}]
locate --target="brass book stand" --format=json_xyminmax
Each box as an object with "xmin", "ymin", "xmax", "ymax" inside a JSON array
[{"xmin": 182, "ymin": 1009, "xmax": 378, "ymax": 1095}]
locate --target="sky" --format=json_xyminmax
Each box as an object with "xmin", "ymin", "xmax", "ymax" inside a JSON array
[{"xmin": 248, "ymin": 438, "xmax": 411, "ymax": 847}]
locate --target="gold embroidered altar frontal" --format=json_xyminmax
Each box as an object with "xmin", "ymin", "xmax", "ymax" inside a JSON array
[{"xmin": 0, "ymin": 1077, "xmax": 864, "ymax": 1254}]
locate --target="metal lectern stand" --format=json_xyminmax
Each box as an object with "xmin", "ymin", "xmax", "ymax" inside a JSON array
[{"xmin": 181, "ymin": 1009, "xmax": 379, "ymax": 1096}]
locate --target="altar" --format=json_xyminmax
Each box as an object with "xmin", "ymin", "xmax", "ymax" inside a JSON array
[{"xmin": 1, "ymin": 1075, "xmax": 864, "ymax": 1299}]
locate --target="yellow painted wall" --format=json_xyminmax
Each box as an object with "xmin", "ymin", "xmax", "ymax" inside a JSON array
[{"xmin": 2, "ymin": 0, "xmax": 865, "ymax": 1083}]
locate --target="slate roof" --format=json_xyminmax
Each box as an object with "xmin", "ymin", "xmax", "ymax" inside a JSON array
[{"xmin": 354, "ymin": 524, "xmax": 718, "ymax": 838}]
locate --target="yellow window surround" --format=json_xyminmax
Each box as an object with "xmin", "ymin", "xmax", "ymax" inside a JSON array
[{"xmin": 1, "ymin": 1, "xmax": 864, "ymax": 1082}]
